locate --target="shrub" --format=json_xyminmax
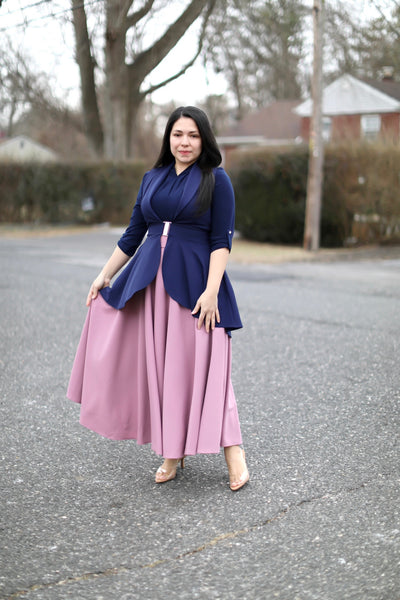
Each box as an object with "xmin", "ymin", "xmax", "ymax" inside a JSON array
[
  {"xmin": 228, "ymin": 143, "xmax": 400, "ymax": 247},
  {"xmin": 2, "ymin": 145, "xmax": 400, "ymax": 247},
  {"xmin": 231, "ymin": 150, "xmax": 307, "ymax": 244},
  {"xmin": 0, "ymin": 161, "xmax": 147, "ymax": 224}
]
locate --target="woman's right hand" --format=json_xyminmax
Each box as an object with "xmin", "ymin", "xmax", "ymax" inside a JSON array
[{"xmin": 86, "ymin": 273, "xmax": 110, "ymax": 306}]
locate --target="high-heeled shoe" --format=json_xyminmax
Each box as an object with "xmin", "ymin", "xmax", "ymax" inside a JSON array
[
  {"xmin": 226, "ymin": 448, "xmax": 249, "ymax": 491},
  {"xmin": 155, "ymin": 457, "xmax": 185, "ymax": 483}
]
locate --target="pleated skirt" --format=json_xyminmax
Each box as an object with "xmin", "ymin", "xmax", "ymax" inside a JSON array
[{"xmin": 67, "ymin": 235, "xmax": 243, "ymax": 458}]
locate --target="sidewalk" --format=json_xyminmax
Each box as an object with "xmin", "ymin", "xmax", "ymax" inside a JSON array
[{"xmin": 231, "ymin": 237, "xmax": 400, "ymax": 264}]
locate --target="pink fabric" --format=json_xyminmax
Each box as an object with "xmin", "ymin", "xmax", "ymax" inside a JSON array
[{"xmin": 67, "ymin": 236, "xmax": 242, "ymax": 458}]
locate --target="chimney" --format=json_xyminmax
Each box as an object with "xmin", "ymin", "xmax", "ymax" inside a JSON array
[{"xmin": 381, "ymin": 66, "xmax": 394, "ymax": 81}]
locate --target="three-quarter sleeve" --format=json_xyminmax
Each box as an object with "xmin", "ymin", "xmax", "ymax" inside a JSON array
[
  {"xmin": 209, "ymin": 168, "xmax": 235, "ymax": 252},
  {"xmin": 117, "ymin": 179, "xmax": 148, "ymax": 256}
]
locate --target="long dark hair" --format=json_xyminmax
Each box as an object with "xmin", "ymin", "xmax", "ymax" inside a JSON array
[{"xmin": 153, "ymin": 106, "xmax": 222, "ymax": 214}]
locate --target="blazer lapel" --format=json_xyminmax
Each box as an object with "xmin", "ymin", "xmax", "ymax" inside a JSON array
[
  {"xmin": 142, "ymin": 166, "xmax": 170, "ymax": 201},
  {"xmin": 173, "ymin": 163, "xmax": 202, "ymax": 219},
  {"xmin": 141, "ymin": 166, "xmax": 170, "ymax": 220},
  {"xmin": 141, "ymin": 163, "xmax": 202, "ymax": 221}
]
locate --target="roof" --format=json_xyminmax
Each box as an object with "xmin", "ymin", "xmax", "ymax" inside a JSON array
[
  {"xmin": 0, "ymin": 135, "xmax": 59, "ymax": 162},
  {"xmin": 220, "ymin": 100, "xmax": 302, "ymax": 142},
  {"xmin": 364, "ymin": 78, "xmax": 400, "ymax": 101},
  {"xmin": 295, "ymin": 74, "xmax": 400, "ymax": 117}
]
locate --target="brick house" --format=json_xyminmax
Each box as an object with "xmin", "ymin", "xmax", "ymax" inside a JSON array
[
  {"xmin": 294, "ymin": 73, "xmax": 400, "ymax": 143},
  {"xmin": 217, "ymin": 99, "xmax": 302, "ymax": 167},
  {"xmin": 217, "ymin": 73, "xmax": 400, "ymax": 168}
]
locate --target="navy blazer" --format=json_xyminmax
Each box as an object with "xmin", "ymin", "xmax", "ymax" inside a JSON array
[{"xmin": 100, "ymin": 163, "xmax": 243, "ymax": 332}]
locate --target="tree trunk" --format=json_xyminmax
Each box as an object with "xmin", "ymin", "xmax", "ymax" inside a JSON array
[
  {"xmin": 125, "ymin": 88, "xmax": 144, "ymax": 160},
  {"xmin": 71, "ymin": 0, "xmax": 104, "ymax": 157},
  {"xmin": 109, "ymin": 0, "xmax": 212, "ymax": 159},
  {"xmin": 104, "ymin": 0, "xmax": 129, "ymax": 160},
  {"xmin": 7, "ymin": 99, "xmax": 17, "ymax": 137},
  {"xmin": 73, "ymin": 0, "xmax": 214, "ymax": 160}
]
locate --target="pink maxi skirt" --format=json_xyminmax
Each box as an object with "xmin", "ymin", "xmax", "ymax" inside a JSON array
[{"xmin": 67, "ymin": 235, "xmax": 242, "ymax": 458}]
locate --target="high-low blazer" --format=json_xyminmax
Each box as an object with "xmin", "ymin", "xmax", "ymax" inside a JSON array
[{"xmin": 100, "ymin": 163, "xmax": 243, "ymax": 333}]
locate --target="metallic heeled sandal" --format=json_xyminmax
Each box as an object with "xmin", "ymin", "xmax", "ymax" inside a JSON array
[{"xmin": 155, "ymin": 457, "xmax": 185, "ymax": 483}]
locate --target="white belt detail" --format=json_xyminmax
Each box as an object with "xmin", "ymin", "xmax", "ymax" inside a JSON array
[{"xmin": 162, "ymin": 221, "xmax": 171, "ymax": 236}]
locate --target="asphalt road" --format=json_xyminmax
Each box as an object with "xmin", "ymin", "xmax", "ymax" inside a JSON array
[{"xmin": 1, "ymin": 230, "xmax": 399, "ymax": 600}]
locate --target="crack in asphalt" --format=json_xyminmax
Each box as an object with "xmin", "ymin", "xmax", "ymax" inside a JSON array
[{"xmin": 3, "ymin": 479, "xmax": 375, "ymax": 599}]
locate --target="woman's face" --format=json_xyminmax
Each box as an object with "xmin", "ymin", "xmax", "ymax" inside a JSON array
[{"xmin": 169, "ymin": 117, "xmax": 202, "ymax": 173}]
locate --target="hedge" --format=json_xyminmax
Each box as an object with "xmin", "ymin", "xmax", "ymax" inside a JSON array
[
  {"xmin": 0, "ymin": 161, "xmax": 147, "ymax": 225},
  {"xmin": 1, "ymin": 145, "xmax": 400, "ymax": 247},
  {"xmin": 228, "ymin": 144, "xmax": 400, "ymax": 247}
]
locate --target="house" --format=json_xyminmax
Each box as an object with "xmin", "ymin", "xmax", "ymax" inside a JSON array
[
  {"xmin": 0, "ymin": 135, "xmax": 59, "ymax": 162},
  {"xmin": 294, "ymin": 72, "xmax": 400, "ymax": 143},
  {"xmin": 217, "ymin": 100, "xmax": 303, "ymax": 166}
]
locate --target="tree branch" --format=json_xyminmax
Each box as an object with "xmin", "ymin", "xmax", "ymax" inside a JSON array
[
  {"xmin": 124, "ymin": 0, "xmax": 155, "ymax": 31},
  {"xmin": 115, "ymin": 0, "xmax": 134, "ymax": 30},
  {"xmin": 141, "ymin": 0, "xmax": 215, "ymax": 96},
  {"xmin": 141, "ymin": 47, "xmax": 201, "ymax": 96},
  {"xmin": 370, "ymin": 0, "xmax": 400, "ymax": 40},
  {"xmin": 131, "ymin": 0, "xmax": 212, "ymax": 82}
]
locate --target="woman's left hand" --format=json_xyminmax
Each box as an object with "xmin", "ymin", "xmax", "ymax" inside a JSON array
[{"xmin": 192, "ymin": 290, "xmax": 220, "ymax": 332}]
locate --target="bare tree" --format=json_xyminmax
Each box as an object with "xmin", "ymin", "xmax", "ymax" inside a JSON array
[
  {"xmin": 71, "ymin": 0, "xmax": 217, "ymax": 160},
  {"xmin": 319, "ymin": 1, "xmax": 400, "ymax": 83},
  {"xmin": 353, "ymin": 3, "xmax": 400, "ymax": 79},
  {"xmin": 203, "ymin": 0, "xmax": 387, "ymax": 117},
  {"xmin": 199, "ymin": 94, "xmax": 231, "ymax": 135},
  {"xmin": 0, "ymin": 42, "xmax": 55, "ymax": 137},
  {"xmin": 203, "ymin": 0, "xmax": 307, "ymax": 120},
  {"xmin": 321, "ymin": 1, "xmax": 363, "ymax": 81}
]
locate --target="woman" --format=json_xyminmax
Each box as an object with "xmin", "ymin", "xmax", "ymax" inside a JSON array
[{"xmin": 67, "ymin": 106, "xmax": 249, "ymax": 491}]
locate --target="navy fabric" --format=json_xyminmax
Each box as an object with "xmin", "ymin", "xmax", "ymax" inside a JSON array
[
  {"xmin": 100, "ymin": 163, "xmax": 242, "ymax": 332},
  {"xmin": 151, "ymin": 162, "xmax": 193, "ymax": 221}
]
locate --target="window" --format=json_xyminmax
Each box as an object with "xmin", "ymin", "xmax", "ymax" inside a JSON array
[
  {"xmin": 322, "ymin": 117, "xmax": 332, "ymax": 142},
  {"xmin": 361, "ymin": 114, "xmax": 381, "ymax": 140}
]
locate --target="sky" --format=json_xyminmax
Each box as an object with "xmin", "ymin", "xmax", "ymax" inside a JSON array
[
  {"xmin": 0, "ymin": 0, "xmax": 392, "ymax": 111},
  {"xmin": 0, "ymin": 0, "xmax": 229, "ymax": 110}
]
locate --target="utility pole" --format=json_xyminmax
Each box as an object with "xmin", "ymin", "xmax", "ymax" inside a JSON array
[{"xmin": 303, "ymin": 0, "xmax": 324, "ymax": 251}]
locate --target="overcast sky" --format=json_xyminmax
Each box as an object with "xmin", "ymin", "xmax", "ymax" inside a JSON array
[
  {"xmin": 0, "ymin": 0, "xmax": 228, "ymax": 109},
  {"xmin": 0, "ymin": 0, "xmax": 391, "ymax": 110}
]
